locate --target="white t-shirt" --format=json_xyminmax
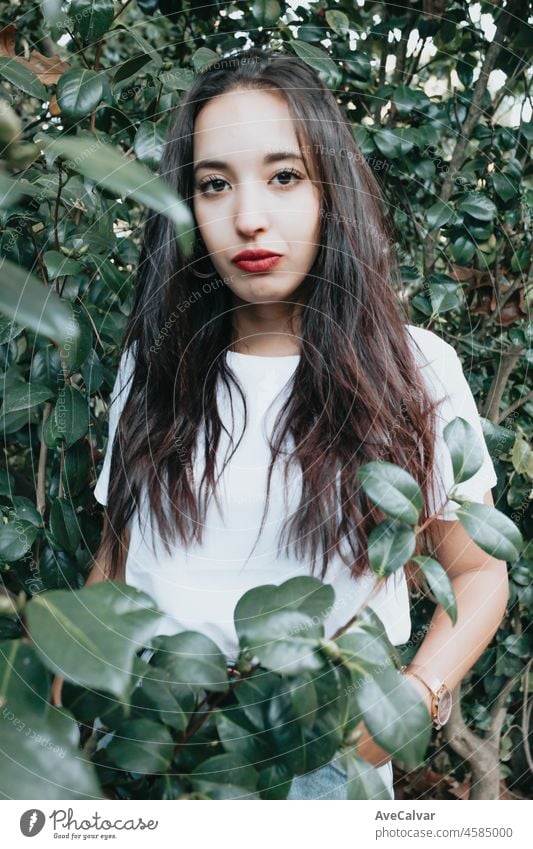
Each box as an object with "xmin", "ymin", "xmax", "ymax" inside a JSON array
[{"xmin": 93, "ymin": 325, "xmax": 497, "ymax": 661}]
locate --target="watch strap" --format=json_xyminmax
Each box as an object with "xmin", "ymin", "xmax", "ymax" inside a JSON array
[{"xmin": 401, "ymin": 663, "xmax": 446, "ymax": 696}]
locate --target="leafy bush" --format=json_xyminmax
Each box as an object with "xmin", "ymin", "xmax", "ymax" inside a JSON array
[{"xmin": 0, "ymin": 0, "xmax": 531, "ymax": 799}]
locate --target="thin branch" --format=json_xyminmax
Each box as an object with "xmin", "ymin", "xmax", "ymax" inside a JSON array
[
  {"xmin": 36, "ymin": 402, "xmax": 52, "ymax": 516},
  {"xmin": 497, "ymin": 389, "xmax": 533, "ymax": 423}
]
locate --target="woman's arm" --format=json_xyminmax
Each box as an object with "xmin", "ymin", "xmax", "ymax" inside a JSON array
[
  {"xmin": 353, "ymin": 488, "xmax": 509, "ymax": 768},
  {"xmin": 50, "ymin": 514, "xmax": 131, "ymax": 705}
]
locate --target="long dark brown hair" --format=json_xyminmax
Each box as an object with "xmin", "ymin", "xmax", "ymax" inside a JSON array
[{"xmin": 99, "ymin": 46, "xmax": 444, "ymax": 594}]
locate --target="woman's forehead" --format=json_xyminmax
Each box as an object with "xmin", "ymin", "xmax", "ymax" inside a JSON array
[{"xmin": 193, "ymin": 89, "xmax": 300, "ymax": 155}]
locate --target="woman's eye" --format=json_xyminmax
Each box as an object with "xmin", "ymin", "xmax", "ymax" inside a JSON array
[
  {"xmin": 197, "ymin": 176, "xmax": 228, "ymax": 194},
  {"xmin": 196, "ymin": 168, "xmax": 304, "ymax": 196},
  {"xmin": 271, "ymin": 168, "xmax": 304, "ymax": 188}
]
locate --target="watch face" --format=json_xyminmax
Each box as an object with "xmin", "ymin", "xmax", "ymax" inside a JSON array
[{"xmin": 437, "ymin": 688, "xmax": 453, "ymax": 725}]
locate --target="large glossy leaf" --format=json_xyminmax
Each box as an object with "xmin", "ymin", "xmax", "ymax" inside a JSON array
[
  {"xmin": 52, "ymin": 385, "xmax": 90, "ymax": 448},
  {"xmin": 0, "ymin": 705, "xmax": 102, "ymax": 799},
  {"xmin": 413, "ymin": 556, "xmax": 457, "ymax": 625},
  {"xmin": 150, "ymin": 631, "xmax": 229, "ymax": 693},
  {"xmin": 56, "ymin": 70, "xmax": 104, "ymax": 120},
  {"xmin": 0, "ymin": 56, "xmax": 47, "ymax": 100},
  {"xmin": 34, "ymin": 133, "xmax": 194, "ymax": 256},
  {"xmin": 290, "ymin": 40, "xmax": 342, "ymax": 90},
  {"xmin": 25, "ymin": 583, "xmax": 166, "ymax": 699},
  {"xmin": 49, "ymin": 497, "xmax": 81, "ymax": 554},
  {"xmin": 367, "ymin": 519, "xmax": 416, "ymax": 577},
  {"xmin": 456, "ymin": 503, "xmax": 523, "ymax": 561},
  {"xmin": 188, "ymin": 753, "xmax": 260, "ymax": 799},
  {"xmin": 457, "ymin": 192, "xmax": 498, "ymax": 221},
  {"xmin": 358, "ymin": 461, "xmax": 423, "ymax": 524},
  {"xmin": 0, "ymin": 640, "xmax": 51, "ymax": 723},
  {"xmin": 70, "ymin": 0, "xmax": 115, "ymax": 44},
  {"xmin": 355, "ymin": 665, "xmax": 431, "ymax": 770},
  {"xmin": 106, "ymin": 719, "xmax": 175, "ymax": 774},
  {"xmin": 0, "ymin": 519, "xmax": 39, "ymax": 562},
  {"xmin": 443, "ymin": 416, "xmax": 485, "ymax": 483},
  {"xmin": 134, "ymin": 121, "xmax": 166, "ymax": 169},
  {"xmin": 1, "ymin": 382, "xmax": 54, "ymax": 414},
  {"xmin": 345, "ymin": 754, "xmax": 392, "ymax": 800},
  {"xmin": 0, "ymin": 258, "xmax": 79, "ymax": 348}
]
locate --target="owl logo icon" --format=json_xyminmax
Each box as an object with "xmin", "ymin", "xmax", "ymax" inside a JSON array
[{"xmin": 20, "ymin": 809, "xmax": 46, "ymax": 837}]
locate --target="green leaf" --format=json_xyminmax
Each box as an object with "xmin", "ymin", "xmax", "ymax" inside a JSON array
[
  {"xmin": 80, "ymin": 348, "xmax": 104, "ymax": 394},
  {"xmin": 106, "ymin": 719, "xmax": 174, "ymax": 774},
  {"xmin": 8, "ymin": 496, "xmax": 42, "ymax": 527},
  {"xmin": 355, "ymin": 665, "xmax": 431, "ymax": 771},
  {"xmin": 69, "ymin": 0, "xmax": 115, "ymax": 45},
  {"xmin": 443, "ymin": 416, "xmax": 484, "ymax": 483},
  {"xmin": 367, "ymin": 519, "xmax": 416, "ymax": 577},
  {"xmin": 58, "ymin": 304, "xmax": 93, "ymax": 375},
  {"xmin": 189, "ymin": 753, "xmax": 259, "ymax": 799},
  {"xmin": 0, "ymin": 641, "xmax": 51, "ymax": 723},
  {"xmin": 481, "ymin": 418, "xmax": 515, "ymax": 457},
  {"xmin": 191, "ymin": 47, "xmax": 220, "ymax": 72},
  {"xmin": 451, "ymin": 235, "xmax": 476, "ymax": 263},
  {"xmin": 215, "ymin": 708, "xmax": 269, "ymax": 761},
  {"xmin": 492, "ymin": 173, "xmax": 519, "ymax": 202},
  {"xmin": 133, "ymin": 120, "xmax": 166, "ymax": 169},
  {"xmin": 290, "ymin": 40, "xmax": 342, "ymax": 91},
  {"xmin": 49, "ymin": 497, "xmax": 81, "ymax": 554},
  {"xmin": 25, "ymin": 583, "xmax": 166, "ymax": 699},
  {"xmin": 233, "ymin": 578, "xmax": 330, "ymax": 674},
  {"xmin": 150, "ymin": 631, "xmax": 229, "ymax": 693},
  {"xmin": 34, "ymin": 133, "xmax": 194, "ymax": 257},
  {"xmin": 0, "ymin": 258, "xmax": 79, "ymax": 348},
  {"xmin": 429, "ymin": 281, "xmax": 461, "ymax": 314},
  {"xmin": 131, "ymin": 666, "xmax": 190, "ymax": 733},
  {"xmin": 0, "ymin": 519, "xmax": 39, "ymax": 562},
  {"xmin": 413, "ymin": 556, "xmax": 457, "ymax": 624},
  {"xmin": 43, "ymin": 250, "xmax": 83, "ymax": 280},
  {"xmin": 30, "ymin": 345, "xmax": 63, "ymax": 392},
  {"xmin": 56, "ymin": 69, "xmax": 104, "ymax": 121},
  {"xmin": 426, "ymin": 200, "xmax": 454, "ymax": 229},
  {"xmin": 251, "ymin": 0, "xmax": 281, "ymax": 27},
  {"xmin": 358, "ymin": 461, "xmax": 423, "ymax": 524},
  {"xmin": 52, "ymin": 385, "xmax": 90, "ymax": 448},
  {"xmin": 457, "ymin": 192, "xmax": 498, "ymax": 221},
  {"xmin": 257, "ymin": 762, "xmax": 293, "ymax": 800},
  {"xmin": 61, "ymin": 441, "xmax": 90, "ymax": 496},
  {"xmin": 345, "ymin": 753, "xmax": 392, "ymax": 799},
  {"xmin": 373, "ymin": 128, "xmax": 415, "ymax": 158},
  {"xmin": 456, "ymin": 503, "xmax": 523, "ymax": 562},
  {"xmin": 0, "ymin": 56, "xmax": 47, "ymax": 101},
  {"xmin": 1, "ymin": 382, "xmax": 54, "ymax": 414},
  {"xmin": 325, "ymin": 9, "xmax": 350, "ymax": 36},
  {"xmin": 0, "ymin": 705, "xmax": 102, "ymax": 799}
]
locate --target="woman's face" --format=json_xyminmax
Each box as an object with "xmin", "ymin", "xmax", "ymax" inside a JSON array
[{"xmin": 192, "ymin": 88, "xmax": 322, "ymax": 306}]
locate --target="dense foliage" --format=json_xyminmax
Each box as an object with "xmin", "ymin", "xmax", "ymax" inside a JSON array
[{"xmin": 0, "ymin": 0, "xmax": 531, "ymax": 799}]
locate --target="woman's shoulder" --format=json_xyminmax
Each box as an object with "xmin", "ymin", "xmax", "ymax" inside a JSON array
[{"xmin": 404, "ymin": 323, "xmax": 457, "ymax": 366}]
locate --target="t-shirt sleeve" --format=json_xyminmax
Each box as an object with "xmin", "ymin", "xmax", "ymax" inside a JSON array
[
  {"xmin": 409, "ymin": 327, "xmax": 498, "ymax": 521},
  {"xmin": 93, "ymin": 345, "xmax": 136, "ymax": 506}
]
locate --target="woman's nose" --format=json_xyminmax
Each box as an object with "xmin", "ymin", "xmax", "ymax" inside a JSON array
[{"xmin": 233, "ymin": 181, "xmax": 269, "ymax": 236}]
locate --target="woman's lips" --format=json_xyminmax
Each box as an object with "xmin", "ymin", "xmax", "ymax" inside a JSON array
[{"xmin": 233, "ymin": 255, "xmax": 282, "ymax": 272}]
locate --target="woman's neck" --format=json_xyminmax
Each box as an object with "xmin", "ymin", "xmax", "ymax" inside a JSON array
[{"xmin": 230, "ymin": 297, "xmax": 304, "ymax": 357}]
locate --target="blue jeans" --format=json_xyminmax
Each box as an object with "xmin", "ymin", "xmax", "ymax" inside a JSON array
[{"xmin": 287, "ymin": 757, "xmax": 394, "ymax": 800}]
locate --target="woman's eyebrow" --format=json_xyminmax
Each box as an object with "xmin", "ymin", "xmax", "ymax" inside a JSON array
[{"xmin": 193, "ymin": 150, "xmax": 304, "ymax": 175}]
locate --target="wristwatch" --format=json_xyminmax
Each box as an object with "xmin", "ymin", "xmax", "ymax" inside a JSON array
[{"xmin": 400, "ymin": 663, "xmax": 453, "ymax": 730}]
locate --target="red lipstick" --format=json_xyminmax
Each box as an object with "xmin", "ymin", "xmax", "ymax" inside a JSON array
[{"xmin": 232, "ymin": 249, "xmax": 282, "ymax": 273}]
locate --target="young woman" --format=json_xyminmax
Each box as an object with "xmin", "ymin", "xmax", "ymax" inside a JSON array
[{"xmin": 72, "ymin": 47, "xmax": 508, "ymax": 799}]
